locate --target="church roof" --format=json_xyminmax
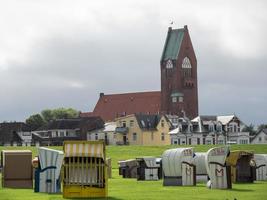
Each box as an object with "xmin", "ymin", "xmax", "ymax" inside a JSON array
[
  {"xmin": 161, "ymin": 27, "xmax": 185, "ymax": 61},
  {"xmin": 92, "ymin": 91, "xmax": 161, "ymax": 121}
]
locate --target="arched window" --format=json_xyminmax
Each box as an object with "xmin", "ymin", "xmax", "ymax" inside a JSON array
[
  {"xmin": 166, "ymin": 59, "xmax": 173, "ymax": 69},
  {"xmin": 182, "ymin": 57, "xmax": 192, "ymax": 77}
]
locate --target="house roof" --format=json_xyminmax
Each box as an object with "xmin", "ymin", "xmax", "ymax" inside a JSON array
[
  {"xmin": 135, "ymin": 114, "xmax": 161, "ymax": 130},
  {"xmin": 0, "ymin": 122, "xmax": 30, "ymax": 143},
  {"xmin": 80, "ymin": 112, "xmax": 94, "ymax": 118},
  {"xmin": 103, "ymin": 122, "xmax": 116, "ymax": 132},
  {"xmin": 36, "ymin": 117, "xmax": 104, "ymax": 131},
  {"xmin": 161, "ymin": 27, "xmax": 185, "ymax": 61},
  {"xmin": 192, "ymin": 115, "xmax": 238, "ymax": 125},
  {"xmin": 92, "ymin": 91, "xmax": 161, "ymax": 121},
  {"xmin": 217, "ymin": 115, "xmax": 235, "ymax": 125}
]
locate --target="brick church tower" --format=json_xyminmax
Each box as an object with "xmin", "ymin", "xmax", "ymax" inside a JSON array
[{"xmin": 160, "ymin": 25, "xmax": 198, "ymax": 119}]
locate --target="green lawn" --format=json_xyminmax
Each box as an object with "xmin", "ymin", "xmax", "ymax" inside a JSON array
[{"xmin": 0, "ymin": 144, "xmax": 267, "ymax": 200}]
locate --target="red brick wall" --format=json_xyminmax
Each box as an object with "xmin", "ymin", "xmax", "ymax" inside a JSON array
[{"xmin": 160, "ymin": 26, "xmax": 198, "ymax": 119}]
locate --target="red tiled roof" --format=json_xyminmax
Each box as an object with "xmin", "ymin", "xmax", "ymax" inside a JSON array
[
  {"xmin": 80, "ymin": 112, "xmax": 94, "ymax": 118},
  {"xmin": 92, "ymin": 91, "xmax": 161, "ymax": 121}
]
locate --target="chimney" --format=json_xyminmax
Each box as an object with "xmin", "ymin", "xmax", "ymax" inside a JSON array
[
  {"xmin": 100, "ymin": 92, "xmax": 104, "ymax": 98},
  {"xmin": 168, "ymin": 26, "xmax": 172, "ymax": 32},
  {"xmin": 184, "ymin": 25, "xmax": 188, "ymax": 30}
]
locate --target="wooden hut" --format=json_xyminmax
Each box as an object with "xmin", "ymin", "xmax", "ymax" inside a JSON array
[
  {"xmin": 118, "ymin": 159, "xmax": 138, "ymax": 178},
  {"xmin": 62, "ymin": 140, "xmax": 107, "ymax": 198},
  {"xmin": 136, "ymin": 157, "xmax": 162, "ymax": 181},
  {"xmin": 34, "ymin": 147, "xmax": 64, "ymax": 193},
  {"xmin": 1, "ymin": 150, "xmax": 33, "ymax": 188},
  {"xmin": 226, "ymin": 150, "xmax": 256, "ymax": 183}
]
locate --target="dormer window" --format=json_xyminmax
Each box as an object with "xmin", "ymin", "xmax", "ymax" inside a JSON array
[
  {"xmin": 209, "ymin": 124, "xmax": 214, "ymax": 132},
  {"xmin": 166, "ymin": 59, "xmax": 173, "ymax": 69},
  {"xmin": 216, "ymin": 123, "xmax": 222, "ymax": 132}
]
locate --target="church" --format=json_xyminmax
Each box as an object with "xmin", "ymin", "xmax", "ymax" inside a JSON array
[{"xmin": 81, "ymin": 25, "xmax": 198, "ymax": 121}]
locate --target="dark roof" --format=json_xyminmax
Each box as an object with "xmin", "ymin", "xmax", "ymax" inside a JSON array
[
  {"xmin": 0, "ymin": 122, "xmax": 30, "ymax": 143},
  {"xmin": 135, "ymin": 114, "xmax": 161, "ymax": 130},
  {"xmin": 198, "ymin": 115, "xmax": 217, "ymax": 122},
  {"xmin": 92, "ymin": 91, "xmax": 161, "ymax": 121},
  {"xmin": 161, "ymin": 27, "xmax": 185, "ymax": 61},
  {"xmin": 262, "ymin": 129, "xmax": 267, "ymax": 134},
  {"xmin": 36, "ymin": 117, "xmax": 104, "ymax": 131},
  {"xmin": 80, "ymin": 112, "xmax": 94, "ymax": 118}
]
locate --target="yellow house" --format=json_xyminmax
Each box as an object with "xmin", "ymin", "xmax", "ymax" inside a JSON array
[{"xmin": 115, "ymin": 114, "xmax": 171, "ymax": 146}]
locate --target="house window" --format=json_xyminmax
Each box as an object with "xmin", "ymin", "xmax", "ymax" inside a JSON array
[
  {"xmin": 218, "ymin": 140, "xmax": 224, "ymax": 144},
  {"xmin": 133, "ymin": 133, "xmax": 137, "ymax": 141},
  {"xmin": 161, "ymin": 120, "xmax": 164, "ymax": 127},
  {"xmin": 217, "ymin": 124, "xmax": 222, "ymax": 132},
  {"xmin": 60, "ymin": 131, "xmax": 64, "ymax": 137},
  {"xmin": 228, "ymin": 122, "xmax": 239, "ymax": 133},
  {"xmin": 189, "ymin": 124, "xmax": 193, "ymax": 132},
  {"xmin": 178, "ymin": 96, "xmax": 183, "ymax": 102},
  {"xmin": 172, "ymin": 97, "xmax": 177, "ymax": 103},
  {"xmin": 161, "ymin": 133, "xmax": 165, "ymax": 141},
  {"xmin": 209, "ymin": 124, "xmax": 214, "ymax": 132},
  {"xmin": 130, "ymin": 120, "xmax": 134, "ymax": 127},
  {"xmin": 259, "ymin": 137, "xmax": 262, "ymax": 142},
  {"xmin": 95, "ymin": 133, "xmax": 98, "ymax": 140},
  {"xmin": 203, "ymin": 138, "xmax": 206, "ymax": 145},
  {"xmin": 151, "ymin": 132, "xmax": 154, "ymax": 140},
  {"xmin": 188, "ymin": 138, "xmax": 191, "ymax": 145},
  {"xmin": 240, "ymin": 139, "xmax": 248, "ymax": 144},
  {"xmin": 197, "ymin": 138, "xmax": 200, "ymax": 145},
  {"xmin": 122, "ymin": 121, "xmax": 126, "ymax": 127}
]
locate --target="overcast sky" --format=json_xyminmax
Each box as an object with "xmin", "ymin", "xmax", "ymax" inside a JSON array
[{"xmin": 0, "ymin": 0, "xmax": 266, "ymax": 125}]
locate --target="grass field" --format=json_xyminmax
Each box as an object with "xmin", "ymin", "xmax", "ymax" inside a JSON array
[{"xmin": 0, "ymin": 144, "xmax": 267, "ymax": 200}]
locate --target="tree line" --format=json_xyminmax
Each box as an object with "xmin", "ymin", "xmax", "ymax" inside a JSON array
[{"xmin": 26, "ymin": 108, "xmax": 79, "ymax": 130}]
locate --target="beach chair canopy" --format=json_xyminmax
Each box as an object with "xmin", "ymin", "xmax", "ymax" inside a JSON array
[
  {"xmin": 64, "ymin": 141, "xmax": 104, "ymax": 159},
  {"xmin": 226, "ymin": 151, "xmax": 254, "ymax": 166},
  {"xmin": 254, "ymin": 154, "xmax": 267, "ymax": 167},
  {"xmin": 205, "ymin": 146, "xmax": 229, "ymax": 180},
  {"xmin": 162, "ymin": 147, "xmax": 194, "ymax": 177},
  {"xmin": 38, "ymin": 147, "xmax": 64, "ymax": 179},
  {"xmin": 193, "ymin": 153, "xmax": 207, "ymax": 175}
]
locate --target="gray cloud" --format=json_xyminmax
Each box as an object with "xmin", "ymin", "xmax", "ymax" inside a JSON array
[{"xmin": 0, "ymin": 0, "xmax": 266, "ymax": 125}]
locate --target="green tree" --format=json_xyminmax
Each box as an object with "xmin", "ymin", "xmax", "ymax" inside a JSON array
[
  {"xmin": 25, "ymin": 114, "xmax": 45, "ymax": 130},
  {"xmin": 258, "ymin": 124, "xmax": 267, "ymax": 132},
  {"xmin": 242, "ymin": 123, "xmax": 256, "ymax": 135},
  {"xmin": 52, "ymin": 107, "xmax": 79, "ymax": 119},
  {"xmin": 41, "ymin": 108, "xmax": 79, "ymax": 122}
]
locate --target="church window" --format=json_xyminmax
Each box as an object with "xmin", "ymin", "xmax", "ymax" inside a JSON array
[
  {"xmin": 182, "ymin": 57, "xmax": 192, "ymax": 77},
  {"xmin": 166, "ymin": 59, "xmax": 173, "ymax": 69}
]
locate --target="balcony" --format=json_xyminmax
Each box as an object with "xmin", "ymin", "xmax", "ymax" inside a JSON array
[{"xmin": 115, "ymin": 127, "xmax": 129, "ymax": 134}]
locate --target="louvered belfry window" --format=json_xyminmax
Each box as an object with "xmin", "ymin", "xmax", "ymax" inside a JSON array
[{"xmin": 182, "ymin": 57, "xmax": 192, "ymax": 77}]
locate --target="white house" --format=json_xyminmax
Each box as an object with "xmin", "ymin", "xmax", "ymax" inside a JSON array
[
  {"xmin": 169, "ymin": 114, "xmax": 250, "ymax": 145},
  {"xmin": 87, "ymin": 122, "xmax": 117, "ymax": 145},
  {"xmin": 251, "ymin": 129, "xmax": 267, "ymax": 144}
]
